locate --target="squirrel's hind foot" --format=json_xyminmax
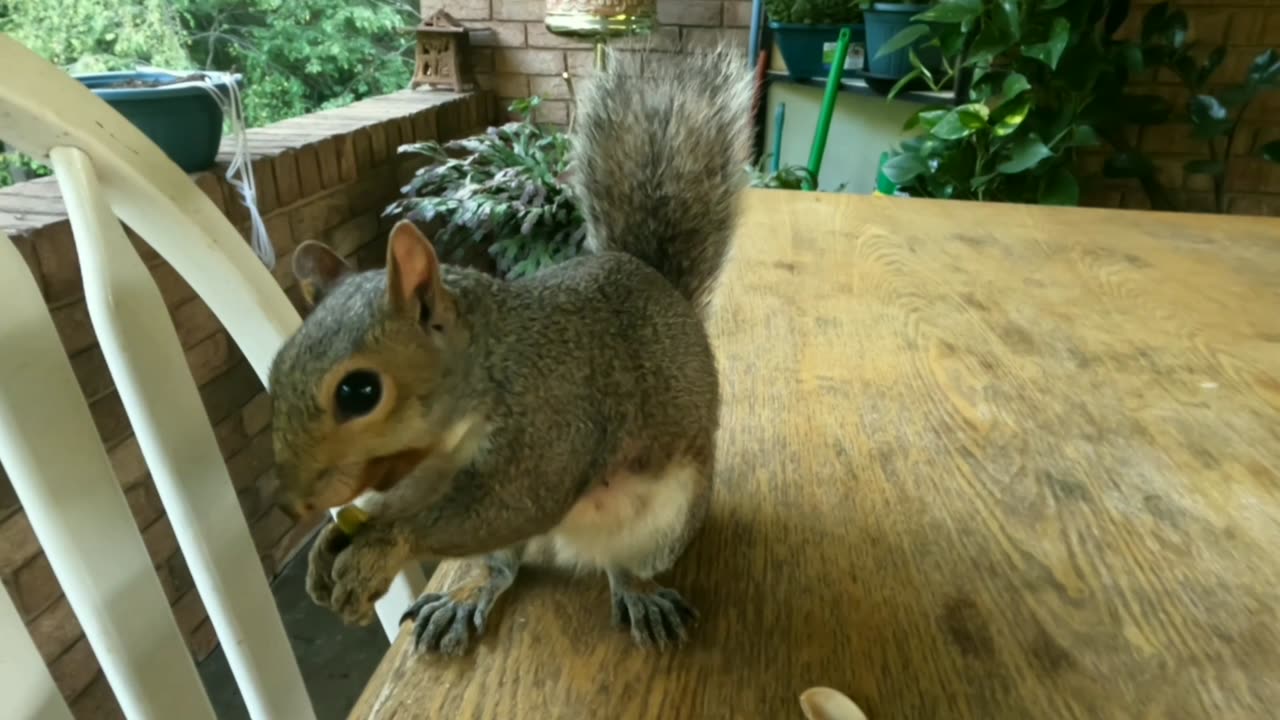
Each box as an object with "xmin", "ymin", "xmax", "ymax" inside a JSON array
[
  {"xmin": 608, "ymin": 570, "xmax": 698, "ymax": 650},
  {"xmin": 404, "ymin": 549, "xmax": 519, "ymax": 656}
]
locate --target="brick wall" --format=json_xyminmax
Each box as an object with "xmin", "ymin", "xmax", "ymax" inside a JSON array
[
  {"xmin": 1079, "ymin": 0, "xmax": 1280, "ymax": 215},
  {"xmin": 0, "ymin": 88, "xmax": 494, "ymax": 719},
  {"xmin": 430, "ymin": 0, "xmax": 752, "ymax": 124}
]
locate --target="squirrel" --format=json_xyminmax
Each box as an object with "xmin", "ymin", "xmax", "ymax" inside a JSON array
[{"xmin": 267, "ymin": 46, "xmax": 754, "ymax": 655}]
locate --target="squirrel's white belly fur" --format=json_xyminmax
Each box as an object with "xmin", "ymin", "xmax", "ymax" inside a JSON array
[{"xmin": 529, "ymin": 461, "xmax": 701, "ymax": 578}]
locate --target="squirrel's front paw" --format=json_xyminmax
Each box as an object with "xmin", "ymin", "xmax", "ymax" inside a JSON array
[
  {"xmin": 307, "ymin": 521, "xmax": 403, "ymax": 626},
  {"xmin": 609, "ymin": 574, "xmax": 698, "ymax": 650}
]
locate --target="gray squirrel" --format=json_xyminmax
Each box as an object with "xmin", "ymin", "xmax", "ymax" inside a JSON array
[{"xmin": 267, "ymin": 46, "xmax": 754, "ymax": 655}]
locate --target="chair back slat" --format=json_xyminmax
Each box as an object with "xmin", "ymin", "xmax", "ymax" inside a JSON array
[{"xmin": 0, "ymin": 232, "xmax": 217, "ymax": 720}]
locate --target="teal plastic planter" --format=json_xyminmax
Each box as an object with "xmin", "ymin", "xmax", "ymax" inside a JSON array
[
  {"xmin": 76, "ymin": 70, "xmax": 241, "ymax": 173},
  {"xmin": 770, "ymin": 22, "xmax": 867, "ymax": 80},
  {"xmin": 864, "ymin": 3, "xmax": 941, "ymax": 80}
]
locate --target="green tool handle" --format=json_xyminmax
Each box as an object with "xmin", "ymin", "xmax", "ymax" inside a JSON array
[
  {"xmin": 772, "ymin": 103, "xmax": 785, "ymax": 173},
  {"xmin": 805, "ymin": 27, "xmax": 851, "ymax": 191}
]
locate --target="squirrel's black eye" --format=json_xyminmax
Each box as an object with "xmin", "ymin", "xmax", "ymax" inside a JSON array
[{"xmin": 334, "ymin": 370, "xmax": 381, "ymax": 420}]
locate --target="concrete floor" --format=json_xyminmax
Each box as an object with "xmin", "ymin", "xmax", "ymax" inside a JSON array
[{"xmin": 196, "ymin": 539, "xmax": 394, "ymax": 720}]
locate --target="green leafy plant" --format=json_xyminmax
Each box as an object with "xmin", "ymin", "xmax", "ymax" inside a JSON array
[
  {"xmin": 388, "ymin": 98, "xmax": 587, "ymax": 280},
  {"xmin": 746, "ymin": 156, "xmax": 818, "ymax": 190},
  {"xmin": 1102, "ymin": 2, "xmax": 1280, "ymax": 212},
  {"xmin": 880, "ymin": 0, "xmax": 1131, "ymax": 204},
  {"xmin": 765, "ymin": 0, "xmax": 866, "ymax": 24}
]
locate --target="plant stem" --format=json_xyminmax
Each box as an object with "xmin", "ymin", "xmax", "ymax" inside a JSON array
[
  {"xmin": 1208, "ymin": 137, "xmax": 1224, "ymax": 214},
  {"xmin": 1104, "ymin": 130, "xmax": 1178, "ymax": 211}
]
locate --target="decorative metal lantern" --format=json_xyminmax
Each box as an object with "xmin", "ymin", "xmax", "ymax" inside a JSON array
[
  {"xmin": 411, "ymin": 10, "xmax": 470, "ymax": 92},
  {"xmin": 544, "ymin": 0, "xmax": 656, "ymax": 69}
]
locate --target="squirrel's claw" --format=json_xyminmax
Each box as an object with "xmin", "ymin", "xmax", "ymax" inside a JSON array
[
  {"xmin": 611, "ymin": 585, "xmax": 697, "ymax": 650},
  {"xmin": 405, "ymin": 586, "xmax": 497, "ymax": 657}
]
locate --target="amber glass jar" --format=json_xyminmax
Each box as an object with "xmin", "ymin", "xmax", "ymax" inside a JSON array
[{"xmin": 544, "ymin": 0, "xmax": 656, "ymax": 38}]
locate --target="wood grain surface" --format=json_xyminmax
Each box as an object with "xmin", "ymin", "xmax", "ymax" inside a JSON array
[{"xmin": 350, "ymin": 191, "xmax": 1280, "ymax": 719}]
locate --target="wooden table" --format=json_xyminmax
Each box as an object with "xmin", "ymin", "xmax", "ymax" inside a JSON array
[{"xmin": 351, "ymin": 191, "xmax": 1280, "ymax": 719}]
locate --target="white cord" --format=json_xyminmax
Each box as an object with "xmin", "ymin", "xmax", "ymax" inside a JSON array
[{"xmin": 135, "ymin": 66, "xmax": 275, "ymax": 269}]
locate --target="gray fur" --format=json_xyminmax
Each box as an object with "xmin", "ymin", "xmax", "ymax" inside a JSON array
[{"xmin": 268, "ymin": 48, "xmax": 754, "ymax": 649}]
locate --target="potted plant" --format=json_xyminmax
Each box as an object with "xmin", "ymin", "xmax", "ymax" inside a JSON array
[
  {"xmin": 75, "ymin": 69, "xmax": 242, "ymax": 173},
  {"xmin": 864, "ymin": 2, "xmax": 942, "ymax": 84},
  {"xmin": 766, "ymin": 0, "xmax": 868, "ymax": 80},
  {"xmin": 387, "ymin": 97, "xmax": 587, "ymax": 280}
]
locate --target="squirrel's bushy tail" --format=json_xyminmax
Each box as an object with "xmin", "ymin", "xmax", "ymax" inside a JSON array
[{"xmin": 572, "ymin": 47, "xmax": 755, "ymax": 312}]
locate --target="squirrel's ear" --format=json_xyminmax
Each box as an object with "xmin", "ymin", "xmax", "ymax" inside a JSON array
[
  {"xmin": 293, "ymin": 241, "xmax": 354, "ymax": 307},
  {"xmin": 386, "ymin": 220, "xmax": 453, "ymax": 327}
]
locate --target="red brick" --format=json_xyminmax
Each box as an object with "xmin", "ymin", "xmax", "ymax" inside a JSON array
[
  {"xmin": 348, "ymin": 166, "xmax": 400, "ymax": 215},
  {"xmin": 336, "ymin": 134, "xmax": 359, "ymax": 183},
  {"xmin": 0, "ymin": 470, "xmax": 17, "ymax": 520},
  {"xmin": 150, "ymin": 262, "xmax": 197, "ymax": 309},
  {"xmin": 170, "ymin": 297, "xmax": 221, "ymax": 349},
  {"xmin": 172, "ymin": 588, "xmax": 208, "ymax": 637},
  {"xmin": 250, "ymin": 157, "xmax": 280, "ymax": 215},
  {"xmin": 69, "ymin": 347, "xmax": 114, "ymax": 402},
  {"xmin": 26, "ymin": 595, "xmax": 82, "ymax": 663},
  {"xmin": 241, "ymin": 392, "xmax": 273, "ymax": 437},
  {"xmin": 192, "ymin": 172, "xmax": 227, "ymax": 213},
  {"xmin": 472, "ymin": 21, "xmax": 526, "ymax": 48},
  {"xmin": 189, "ymin": 618, "xmax": 220, "ymax": 660},
  {"xmin": 724, "ymin": 0, "xmax": 754, "ymax": 27},
  {"xmin": 10, "ymin": 233, "xmax": 46, "ymax": 297},
  {"xmin": 470, "ymin": 47, "xmax": 497, "ymax": 74},
  {"xmin": 0, "ymin": 511, "xmax": 40, "ymax": 576},
  {"xmin": 50, "ymin": 301, "xmax": 95, "ymax": 355},
  {"xmin": 199, "ymin": 362, "xmax": 264, "ymax": 425},
  {"xmin": 90, "ymin": 391, "xmax": 131, "ymax": 447},
  {"xmin": 368, "ymin": 123, "xmax": 391, "ymax": 166},
  {"xmin": 659, "ymin": 0, "xmax": 721, "ymax": 26},
  {"xmin": 1227, "ymin": 9, "xmax": 1265, "ymax": 44},
  {"xmin": 528, "ymin": 74, "xmax": 573, "ymax": 101},
  {"xmin": 1264, "ymin": 12, "xmax": 1280, "ymax": 44},
  {"xmin": 614, "ymin": 26, "xmax": 683, "ymax": 52},
  {"xmin": 142, "ymin": 516, "xmax": 179, "ymax": 566},
  {"xmin": 327, "ymin": 211, "xmax": 381, "ymax": 257},
  {"xmin": 185, "ymin": 331, "xmax": 233, "ymax": 385},
  {"xmin": 50, "ymin": 637, "xmax": 98, "ymax": 701},
  {"xmin": 226, "ymin": 431, "xmax": 275, "ymax": 492},
  {"xmin": 434, "ymin": 0, "xmax": 492, "ymax": 20},
  {"xmin": 70, "ymin": 673, "xmax": 124, "ymax": 720},
  {"xmin": 534, "ymin": 99, "xmax": 570, "ymax": 125},
  {"xmin": 126, "ymin": 481, "xmax": 164, "ymax": 530},
  {"xmin": 296, "ymin": 145, "xmax": 325, "ymax": 199},
  {"xmin": 491, "ymin": 73, "xmax": 532, "ymax": 98},
  {"xmin": 682, "ymin": 27, "xmax": 750, "ymax": 50},
  {"xmin": 1228, "ymin": 193, "xmax": 1280, "ymax": 216},
  {"xmin": 494, "ymin": 0, "xmax": 542, "ymax": 21},
  {"xmin": 33, "ymin": 222, "xmax": 81, "ymax": 305},
  {"xmin": 251, "ymin": 507, "xmax": 294, "ymax": 553},
  {"xmin": 273, "ymin": 151, "xmax": 302, "ymax": 207},
  {"xmin": 166, "ymin": 553, "xmax": 195, "ymax": 599},
  {"xmin": 1227, "ymin": 157, "xmax": 1267, "ymax": 192},
  {"xmin": 566, "ymin": 50, "xmax": 597, "ymax": 76},
  {"xmin": 315, "ymin": 138, "xmax": 343, "ymax": 189},
  {"xmin": 289, "ymin": 192, "xmax": 353, "ymax": 242},
  {"xmin": 213, "ymin": 410, "xmax": 251, "ymax": 459},
  {"xmin": 108, "ymin": 436, "xmax": 148, "ymax": 489},
  {"xmin": 495, "ymin": 48, "xmax": 565, "ymax": 75},
  {"xmin": 15, "ymin": 554, "xmax": 61, "ymax": 617}
]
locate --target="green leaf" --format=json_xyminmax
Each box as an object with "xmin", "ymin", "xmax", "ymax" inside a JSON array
[
  {"xmin": 1189, "ymin": 94, "xmax": 1229, "ymax": 136},
  {"xmin": 996, "ymin": 0, "xmax": 1022, "ymax": 40},
  {"xmin": 1141, "ymin": 2, "xmax": 1170, "ymax": 45},
  {"xmin": 931, "ymin": 103, "xmax": 989, "ymax": 140},
  {"xmin": 1069, "ymin": 125, "xmax": 1100, "ymax": 147},
  {"xmin": 1199, "ymin": 46, "xmax": 1227, "ymax": 87},
  {"xmin": 908, "ymin": 47, "xmax": 935, "ymax": 87},
  {"xmin": 997, "ymin": 135, "xmax": 1054, "ymax": 174},
  {"xmin": 966, "ymin": 24, "xmax": 1014, "ymax": 66},
  {"xmin": 970, "ymin": 172, "xmax": 998, "ymax": 190},
  {"xmin": 1041, "ymin": 0, "xmax": 1068, "ymax": 8},
  {"xmin": 1262, "ymin": 141, "xmax": 1280, "ymax": 164},
  {"xmin": 1039, "ymin": 168, "xmax": 1079, "ymax": 206},
  {"xmin": 875, "ymin": 24, "xmax": 931, "ymax": 59},
  {"xmin": 915, "ymin": 0, "xmax": 982, "ymax": 24},
  {"xmin": 1002, "ymin": 72, "xmax": 1031, "ymax": 99},
  {"xmin": 1183, "ymin": 159, "xmax": 1224, "ymax": 176},
  {"xmin": 1023, "ymin": 18, "xmax": 1070, "ymax": 70},
  {"xmin": 991, "ymin": 97, "xmax": 1031, "ymax": 136},
  {"xmin": 886, "ymin": 68, "xmax": 924, "ymax": 100},
  {"xmin": 1247, "ymin": 49, "xmax": 1280, "ymax": 86},
  {"xmin": 903, "ymin": 107, "xmax": 950, "ymax": 132},
  {"xmin": 883, "ymin": 154, "xmax": 929, "ymax": 184}
]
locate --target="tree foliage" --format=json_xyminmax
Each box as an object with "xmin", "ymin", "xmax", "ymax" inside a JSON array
[{"xmin": 1, "ymin": 0, "xmax": 416, "ymax": 184}]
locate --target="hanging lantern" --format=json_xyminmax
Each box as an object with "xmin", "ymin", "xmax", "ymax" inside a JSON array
[
  {"xmin": 543, "ymin": 0, "xmax": 656, "ymax": 40},
  {"xmin": 411, "ymin": 10, "xmax": 471, "ymax": 93}
]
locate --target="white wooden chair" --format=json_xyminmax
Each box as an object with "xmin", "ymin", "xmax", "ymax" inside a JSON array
[{"xmin": 0, "ymin": 35, "xmax": 424, "ymax": 719}]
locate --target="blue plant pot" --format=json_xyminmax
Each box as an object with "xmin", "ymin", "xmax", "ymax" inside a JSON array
[
  {"xmin": 864, "ymin": 3, "xmax": 942, "ymax": 80},
  {"xmin": 76, "ymin": 70, "xmax": 242, "ymax": 173},
  {"xmin": 769, "ymin": 22, "xmax": 868, "ymax": 80}
]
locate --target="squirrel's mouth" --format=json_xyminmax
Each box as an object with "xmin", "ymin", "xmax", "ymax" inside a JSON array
[{"xmin": 356, "ymin": 446, "xmax": 432, "ymax": 496}]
